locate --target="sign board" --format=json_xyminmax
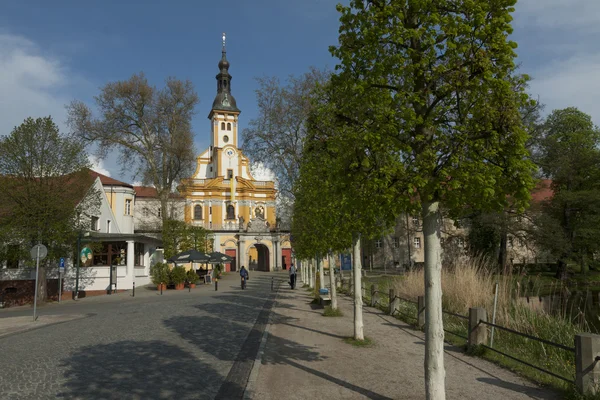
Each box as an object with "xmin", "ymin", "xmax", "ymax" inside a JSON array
[
  {"xmin": 340, "ymin": 253, "xmax": 352, "ymax": 271},
  {"xmin": 30, "ymin": 244, "xmax": 47, "ymax": 260},
  {"xmin": 59, "ymin": 257, "xmax": 65, "ymax": 273},
  {"xmin": 80, "ymin": 247, "xmax": 92, "ymax": 266}
]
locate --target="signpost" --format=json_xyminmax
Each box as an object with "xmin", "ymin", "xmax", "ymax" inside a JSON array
[
  {"xmin": 58, "ymin": 257, "xmax": 65, "ymax": 303},
  {"xmin": 30, "ymin": 244, "xmax": 48, "ymax": 322},
  {"xmin": 340, "ymin": 253, "xmax": 352, "ymax": 271}
]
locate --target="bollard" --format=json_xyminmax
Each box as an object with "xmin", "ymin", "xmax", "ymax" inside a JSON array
[
  {"xmin": 160, "ymin": 282, "xmax": 163, "ymax": 295},
  {"xmin": 468, "ymin": 307, "xmax": 488, "ymax": 348},
  {"xmin": 389, "ymin": 289, "xmax": 398, "ymax": 315},
  {"xmin": 271, "ymin": 277, "xmax": 274, "ymax": 291},
  {"xmin": 575, "ymin": 333, "xmax": 600, "ymax": 395},
  {"xmin": 417, "ymin": 296, "xmax": 425, "ymax": 328},
  {"xmin": 133, "ymin": 282, "xmax": 135, "ymax": 297},
  {"xmin": 371, "ymin": 284, "xmax": 379, "ymax": 307},
  {"xmin": 189, "ymin": 281, "xmax": 191, "ymax": 293},
  {"xmin": 215, "ymin": 279, "xmax": 218, "ymax": 291}
]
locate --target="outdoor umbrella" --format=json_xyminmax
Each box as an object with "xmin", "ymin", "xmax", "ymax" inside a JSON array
[
  {"xmin": 208, "ymin": 251, "xmax": 234, "ymax": 264},
  {"xmin": 168, "ymin": 249, "xmax": 211, "ymax": 264}
]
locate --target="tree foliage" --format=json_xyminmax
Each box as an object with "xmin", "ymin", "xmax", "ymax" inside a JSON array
[
  {"xmin": 0, "ymin": 116, "xmax": 99, "ymax": 299},
  {"xmin": 302, "ymin": 1, "xmax": 537, "ymax": 398},
  {"xmin": 162, "ymin": 220, "xmax": 209, "ymax": 259},
  {"xmin": 533, "ymin": 108, "xmax": 600, "ymax": 276},
  {"xmin": 67, "ymin": 73, "xmax": 199, "ymax": 225}
]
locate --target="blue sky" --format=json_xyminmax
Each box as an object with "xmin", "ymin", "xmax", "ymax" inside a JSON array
[{"xmin": 1, "ymin": 0, "xmax": 599, "ymax": 182}]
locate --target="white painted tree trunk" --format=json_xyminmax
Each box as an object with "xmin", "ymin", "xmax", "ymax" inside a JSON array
[
  {"xmin": 353, "ymin": 234, "xmax": 364, "ymax": 340},
  {"xmin": 319, "ymin": 255, "xmax": 325, "ymax": 290},
  {"xmin": 302, "ymin": 261, "xmax": 306, "ymax": 284},
  {"xmin": 309, "ymin": 259, "xmax": 314, "ymax": 288},
  {"xmin": 329, "ymin": 252, "xmax": 338, "ymax": 310},
  {"xmin": 422, "ymin": 201, "xmax": 446, "ymax": 400}
]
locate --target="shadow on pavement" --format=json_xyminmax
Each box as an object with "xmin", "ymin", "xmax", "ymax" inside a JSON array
[
  {"xmin": 476, "ymin": 377, "xmax": 559, "ymax": 400},
  {"xmin": 57, "ymin": 340, "xmax": 229, "ymax": 400}
]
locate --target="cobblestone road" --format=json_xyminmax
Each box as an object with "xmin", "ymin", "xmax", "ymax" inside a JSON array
[{"xmin": 0, "ymin": 272, "xmax": 276, "ymax": 400}]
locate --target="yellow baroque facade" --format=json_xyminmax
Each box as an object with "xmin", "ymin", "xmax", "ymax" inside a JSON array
[{"xmin": 179, "ymin": 35, "xmax": 292, "ymax": 272}]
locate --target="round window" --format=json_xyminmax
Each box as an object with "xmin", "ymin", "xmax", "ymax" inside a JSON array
[{"xmin": 223, "ymin": 135, "xmax": 229, "ymax": 143}]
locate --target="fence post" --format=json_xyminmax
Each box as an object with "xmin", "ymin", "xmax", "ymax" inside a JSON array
[
  {"xmin": 468, "ymin": 307, "xmax": 488, "ymax": 348},
  {"xmin": 371, "ymin": 284, "xmax": 378, "ymax": 307},
  {"xmin": 417, "ymin": 296, "xmax": 425, "ymax": 328},
  {"xmin": 389, "ymin": 289, "xmax": 398, "ymax": 315},
  {"xmin": 575, "ymin": 333, "xmax": 600, "ymax": 395}
]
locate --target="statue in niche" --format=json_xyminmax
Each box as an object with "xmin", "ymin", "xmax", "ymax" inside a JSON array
[{"xmin": 255, "ymin": 206, "xmax": 264, "ymax": 219}]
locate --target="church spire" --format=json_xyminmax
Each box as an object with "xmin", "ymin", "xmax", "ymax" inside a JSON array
[{"xmin": 210, "ymin": 32, "xmax": 240, "ymax": 116}]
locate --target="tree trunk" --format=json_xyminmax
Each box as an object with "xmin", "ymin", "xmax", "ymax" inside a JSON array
[
  {"xmin": 37, "ymin": 264, "xmax": 48, "ymax": 302},
  {"xmin": 329, "ymin": 252, "xmax": 338, "ymax": 310},
  {"xmin": 319, "ymin": 255, "xmax": 325, "ymax": 290},
  {"xmin": 498, "ymin": 223, "xmax": 508, "ymax": 274},
  {"xmin": 309, "ymin": 259, "xmax": 314, "ymax": 288},
  {"xmin": 556, "ymin": 258, "xmax": 568, "ymax": 280},
  {"xmin": 353, "ymin": 233, "xmax": 364, "ymax": 340},
  {"xmin": 422, "ymin": 201, "xmax": 446, "ymax": 400}
]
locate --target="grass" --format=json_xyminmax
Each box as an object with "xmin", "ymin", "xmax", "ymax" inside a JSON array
[
  {"xmin": 343, "ymin": 336, "xmax": 374, "ymax": 347},
  {"xmin": 323, "ymin": 306, "xmax": 343, "ymax": 317}
]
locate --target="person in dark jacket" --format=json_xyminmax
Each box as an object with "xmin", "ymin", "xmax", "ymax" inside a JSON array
[{"xmin": 240, "ymin": 265, "xmax": 249, "ymax": 289}]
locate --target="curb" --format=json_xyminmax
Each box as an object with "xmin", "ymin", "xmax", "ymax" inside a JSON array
[{"xmin": 243, "ymin": 279, "xmax": 282, "ymax": 400}]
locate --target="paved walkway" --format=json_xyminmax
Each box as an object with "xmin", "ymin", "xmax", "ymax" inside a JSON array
[{"xmin": 249, "ymin": 276, "xmax": 560, "ymax": 400}]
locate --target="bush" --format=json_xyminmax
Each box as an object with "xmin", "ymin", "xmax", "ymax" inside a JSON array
[
  {"xmin": 187, "ymin": 269, "xmax": 198, "ymax": 284},
  {"xmin": 169, "ymin": 266, "xmax": 187, "ymax": 285},
  {"xmin": 150, "ymin": 262, "xmax": 169, "ymax": 285}
]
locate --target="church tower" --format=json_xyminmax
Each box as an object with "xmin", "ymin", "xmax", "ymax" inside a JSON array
[
  {"xmin": 209, "ymin": 33, "xmax": 240, "ymax": 150},
  {"xmin": 179, "ymin": 34, "xmax": 292, "ymax": 273}
]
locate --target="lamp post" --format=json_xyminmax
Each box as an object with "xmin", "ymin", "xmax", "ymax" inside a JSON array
[{"xmin": 75, "ymin": 232, "xmax": 81, "ymax": 300}]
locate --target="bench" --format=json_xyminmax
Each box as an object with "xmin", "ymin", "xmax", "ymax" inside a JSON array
[{"xmin": 319, "ymin": 294, "xmax": 331, "ymax": 306}]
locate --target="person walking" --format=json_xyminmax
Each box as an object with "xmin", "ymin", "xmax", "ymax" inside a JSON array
[
  {"xmin": 240, "ymin": 265, "xmax": 249, "ymax": 289},
  {"xmin": 289, "ymin": 263, "xmax": 296, "ymax": 289}
]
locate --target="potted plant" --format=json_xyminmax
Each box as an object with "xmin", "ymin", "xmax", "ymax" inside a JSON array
[
  {"xmin": 169, "ymin": 266, "xmax": 187, "ymax": 290},
  {"xmin": 150, "ymin": 262, "xmax": 169, "ymax": 291},
  {"xmin": 187, "ymin": 269, "xmax": 198, "ymax": 288}
]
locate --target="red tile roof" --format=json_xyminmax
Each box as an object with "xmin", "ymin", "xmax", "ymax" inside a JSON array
[
  {"xmin": 88, "ymin": 169, "xmax": 133, "ymax": 188},
  {"xmin": 531, "ymin": 179, "xmax": 553, "ymax": 203},
  {"xmin": 134, "ymin": 186, "xmax": 158, "ymax": 198},
  {"xmin": 134, "ymin": 186, "xmax": 182, "ymax": 199}
]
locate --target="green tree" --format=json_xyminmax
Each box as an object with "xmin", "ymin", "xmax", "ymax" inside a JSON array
[
  {"xmin": 162, "ymin": 220, "xmax": 209, "ymax": 259},
  {"xmin": 0, "ymin": 117, "xmax": 99, "ymax": 301},
  {"xmin": 67, "ymin": 73, "xmax": 199, "ymax": 226},
  {"xmin": 293, "ymin": 81, "xmax": 400, "ymax": 340},
  {"xmin": 534, "ymin": 108, "xmax": 600, "ymax": 277},
  {"xmin": 329, "ymin": 2, "xmax": 535, "ymax": 398}
]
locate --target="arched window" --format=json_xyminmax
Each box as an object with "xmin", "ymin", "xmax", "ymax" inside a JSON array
[
  {"xmin": 227, "ymin": 122, "xmax": 231, "ymax": 131},
  {"xmin": 221, "ymin": 122, "xmax": 225, "ymax": 130},
  {"xmin": 226, "ymin": 204, "xmax": 235, "ymax": 220},
  {"xmin": 194, "ymin": 204, "xmax": 202, "ymax": 220}
]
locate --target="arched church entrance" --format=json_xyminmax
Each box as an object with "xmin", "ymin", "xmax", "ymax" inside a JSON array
[{"xmin": 249, "ymin": 243, "xmax": 270, "ymax": 272}]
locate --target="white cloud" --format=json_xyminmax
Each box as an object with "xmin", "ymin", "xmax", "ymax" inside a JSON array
[
  {"xmin": 88, "ymin": 155, "xmax": 111, "ymax": 177},
  {"xmin": 529, "ymin": 54, "xmax": 600, "ymax": 124},
  {"xmin": 515, "ymin": 0, "xmax": 600, "ymax": 31},
  {"xmin": 512, "ymin": 1, "xmax": 600, "ymax": 124},
  {"xmin": 0, "ymin": 33, "xmax": 74, "ymax": 136},
  {"xmin": 250, "ymin": 162, "xmax": 276, "ymax": 182}
]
